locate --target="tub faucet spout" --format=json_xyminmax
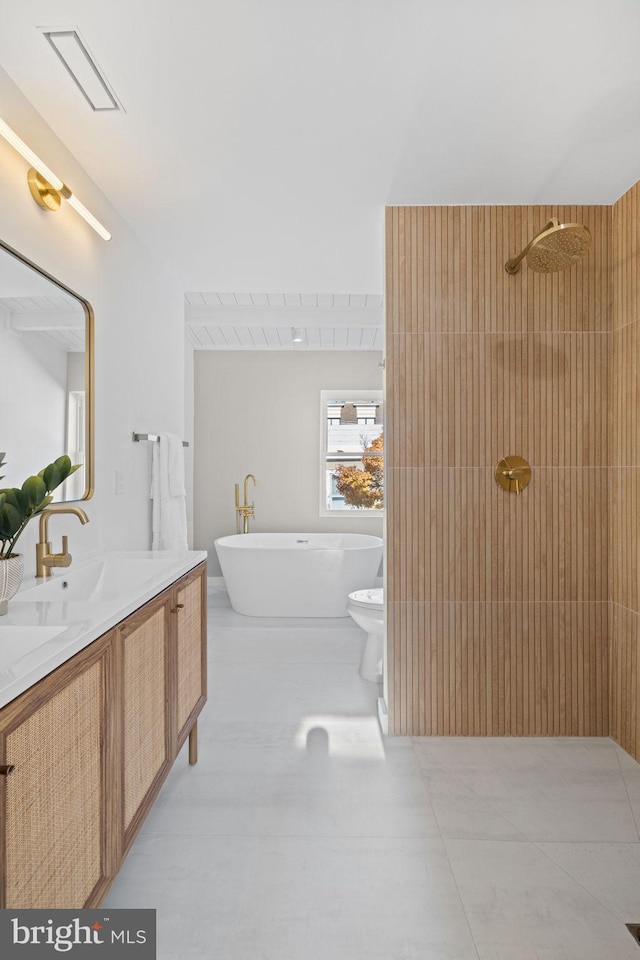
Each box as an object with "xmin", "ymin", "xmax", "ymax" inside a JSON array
[
  {"xmin": 235, "ymin": 474, "xmax": 257, "ymax": 534},
  {"xmin": 244, "ymin": 473, "xmax": 257, "ymax": 503}
]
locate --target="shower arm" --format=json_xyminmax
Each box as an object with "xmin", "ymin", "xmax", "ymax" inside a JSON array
[{"xmin": 505, "ymin": 219, "xmax": 559, "ymax": 274}]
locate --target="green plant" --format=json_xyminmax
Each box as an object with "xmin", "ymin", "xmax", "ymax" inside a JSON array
[{"xmin": 0, "ymin": 453, "xmax": 80, "ymax": 559}]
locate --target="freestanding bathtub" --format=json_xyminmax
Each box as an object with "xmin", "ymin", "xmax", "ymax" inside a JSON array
[{"xmin": 214, "ymin": 533, "xmax": 383, "ymax": 617}]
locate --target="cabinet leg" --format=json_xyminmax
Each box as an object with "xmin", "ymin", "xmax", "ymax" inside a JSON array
[{"xmin": 188, "ymin": 721, "xmax": 198, "ymax": 765}]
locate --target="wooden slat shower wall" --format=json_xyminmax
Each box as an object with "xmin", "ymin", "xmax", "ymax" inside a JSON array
[
  {"xmin": 610, "ymin": 183, "xmax": 640, "ymax": 762},
  {"xmin": 385, "ymin": 204, "xmax": 612, "ymax": 737}
]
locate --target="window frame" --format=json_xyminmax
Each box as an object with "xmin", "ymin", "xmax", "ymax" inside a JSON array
[{"xmin": 319, "ymin": 389, "xmax": 384, "ymax": 518}]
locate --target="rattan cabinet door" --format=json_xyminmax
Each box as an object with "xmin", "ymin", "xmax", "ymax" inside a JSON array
[
  {"xmin": 0, "ymin": 633, "xmax": 115, "ymax": 909},
  {"xmin": 174, "ymin": 564, "xmax": 207, "ymax": 747},
  {"xmin": 119, "ymin": 593, "xmax": 171, "ymax": 850}
]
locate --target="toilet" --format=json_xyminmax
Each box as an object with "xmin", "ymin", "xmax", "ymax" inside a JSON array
[{"xmin": 347, "ymin": 587, "xmax": 384, "ymax": 683}]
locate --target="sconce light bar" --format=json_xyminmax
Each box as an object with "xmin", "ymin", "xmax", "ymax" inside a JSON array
[
  {"xmin": 0, "ymin": 117, "xmax": 111, "ymax": 241},
  {"xmin": 0, "ymin": 118, "xmax": 63, "ymax": 190},
  {"xmin": 66, "ymin": 194, "xmax": 111, "ymax": 241}
]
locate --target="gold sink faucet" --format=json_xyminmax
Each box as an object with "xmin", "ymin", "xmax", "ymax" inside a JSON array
[
  {"xmin": 35, "ymin": 506, "xmax": 90, "ymax": 578},
  {"xmin": 235, "ymin": 474, "xmax": 257, "ymax": 534}
]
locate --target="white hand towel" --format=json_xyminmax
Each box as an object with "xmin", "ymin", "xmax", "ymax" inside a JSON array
[
  {"xmin": 167, "ymin": 433, "xmax": 186, "ymax": 497},
  {"xmin": 151, "ymin": 432, "xmax": 188, "ymax": 551}
]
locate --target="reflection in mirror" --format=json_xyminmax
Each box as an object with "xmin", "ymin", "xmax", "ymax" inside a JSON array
[{"xmin": 0, "ymin": 241, "xmax": 93, "ymax": 502}]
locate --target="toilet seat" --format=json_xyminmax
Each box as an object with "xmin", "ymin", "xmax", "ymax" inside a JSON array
[{"xmin": 348, "ymin": 587, "xmax": 383, "ymax": 609}]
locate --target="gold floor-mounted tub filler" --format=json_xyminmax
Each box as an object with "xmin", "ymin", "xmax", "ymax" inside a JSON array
[
  {"xmin": 505, "ymin": 218, "xmax": 592, "ymax": 274},
  {"xmin": 495, "ymin": 456, "xmax": 531, "ymax": 495},
  {"xmin": 235, "ymin": 474, "xmax": 257, "ymax": 534}
]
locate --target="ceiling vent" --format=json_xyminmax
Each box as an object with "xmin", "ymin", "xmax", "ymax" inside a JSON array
[{"xmin": 41, "ymin": 29, "xmax": 123, "ymax": 112}]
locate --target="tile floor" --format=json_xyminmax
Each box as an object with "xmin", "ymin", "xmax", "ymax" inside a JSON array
[{"xmin": 103, "ymin": 583, "xmax": 640, "ymax": 959}]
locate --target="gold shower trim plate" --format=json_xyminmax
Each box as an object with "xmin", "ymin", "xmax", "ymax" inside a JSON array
[{"xmin": 495, "ymin": 456, "xmax": 531, "ymax": 495}]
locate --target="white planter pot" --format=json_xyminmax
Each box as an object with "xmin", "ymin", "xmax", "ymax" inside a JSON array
[{"xmin": 0, "ymin": 554, "xmax": 24, "ymax": 615}]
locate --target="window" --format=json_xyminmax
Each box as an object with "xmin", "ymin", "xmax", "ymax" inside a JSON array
[
  {"xmin": 320, "ymin": 390, "xmax": 383, "ymax": 515},
  {"xmin": 62, "ymin": 389, "xmax": 85, "ymax": 501},
  {"xmin": 356, "ymin": 405, "xmax": 376, "ymax": 425},
  {"xmin": 326, "ymin": 404, "xmax": 342, "ymax": 426}
]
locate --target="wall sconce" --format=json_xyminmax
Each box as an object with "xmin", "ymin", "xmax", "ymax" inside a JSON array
[
  {"xmin": 0, "ymin": 117, "xmax": 112, "ymax": 241},
  {"xmin": 291, "ymin": 327, "xmax": 304, "ymax": 344}
]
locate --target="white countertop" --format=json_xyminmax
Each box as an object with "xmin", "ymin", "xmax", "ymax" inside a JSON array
[{"xmin": 0, "ymin": 550, "xmax": 207, "ymax": 709}]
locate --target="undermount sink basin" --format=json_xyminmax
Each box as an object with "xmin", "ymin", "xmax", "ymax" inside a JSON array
[
  {"xmin": 15, "ymin": 557, "xmax": 178, "ymax": 604},
  {"xmin": 0, "ymin": 625, "xmax": 68, "ymax": 663}
]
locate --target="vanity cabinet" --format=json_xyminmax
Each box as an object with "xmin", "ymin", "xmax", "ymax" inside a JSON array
[
  {"xmin": 0, "ymin": 561, "xmax": 207, "ymax": 908},
  {"xmin": 174, "ymin": 564, "xmax": 207, "ymax": 751},
  {"xmin": 119, "ymin": 562, "xmax": 207, "ymax": 856},
  {"xmin": 119, "ymin": 592, "xmax": 172, "ymax": 851},
  {"xmin": 0, "ymin": 631, "xmax": 117, "ymax": 909}
]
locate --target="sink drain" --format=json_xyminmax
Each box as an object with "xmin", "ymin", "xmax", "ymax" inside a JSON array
[{"xmin": 627, "ymin": 924, "xmax": 640, "ymax": 947}]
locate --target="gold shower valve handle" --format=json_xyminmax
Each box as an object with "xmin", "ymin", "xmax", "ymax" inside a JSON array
[
  {"xmin": 495, "ymin": 456, "xmax": 531, "ymax": 495},
  {"xmin": 503, "ymin": 470, "xmax": 521, "ymax": 495}
]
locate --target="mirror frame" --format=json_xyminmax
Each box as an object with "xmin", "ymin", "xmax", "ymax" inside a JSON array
[{"xmin": 0, "ymin": 238, "xmax": 94, "ymax": 502}]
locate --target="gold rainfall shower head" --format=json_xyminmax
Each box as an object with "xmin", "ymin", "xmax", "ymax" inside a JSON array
[{"xmin": 505, "ymin": 218, "xmax": 592, "ymax": 275}]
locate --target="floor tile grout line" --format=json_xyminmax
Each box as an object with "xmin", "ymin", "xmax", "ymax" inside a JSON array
[
  {"xmin": 137, "ymin": 831, "xmax": 451, "ymax": 841},
  {"xmin": 427, "ymin": 835, "xmax": 640, "ymax": 846},
  {"xmin": 533, "ymin": 839, "xmax": 637, "ymax": 925},
  {"xmin": 410, "ymin": 752, "xmax": 532, "ymax": 843},
  {"xmin": 615, "ymin": 747, "xmax": 640, "ymax": 841},
  {"xmin": 438, "ymin": 835, "xmax": 483, "ymax": 960},
  {"xmin": 411, "ymin": 745, "xmax": 461, "ymax": 840},
  {"xmin": 409, "ymin": 736, "xmax": 525, "ymax": 954},
  {"xmin": 207, "ymin": 660, "xmax": 364, "ymax": 665}
]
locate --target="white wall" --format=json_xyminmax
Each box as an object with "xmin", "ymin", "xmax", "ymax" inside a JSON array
[
  {"xmin": 66, "ymin": 351, "xmax": 85, "ymax": 392},
  {"xmin": 184, "ymin": 340, "xmax": 195, "ymax": 548},
  {"xmin": 194, "ymin": 350, "xmax": 384, "ymax": 575},
  {"xmin": 0, "ymin": 69, "xmax": 186, "ymax": 575}
]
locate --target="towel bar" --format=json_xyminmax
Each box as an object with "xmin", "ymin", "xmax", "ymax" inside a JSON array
[{"xmin": 132, "ymin": 432, "xmax": 189, "ymax": 447}]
